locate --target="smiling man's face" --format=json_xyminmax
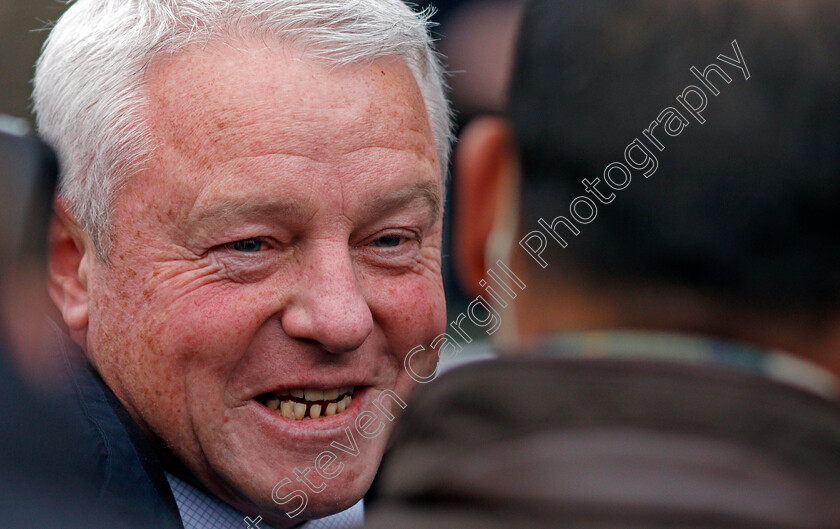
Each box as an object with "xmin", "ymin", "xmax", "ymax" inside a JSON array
[{"xmin": 72, "ymin": 42, "xmax": 445, "ymax": 523}]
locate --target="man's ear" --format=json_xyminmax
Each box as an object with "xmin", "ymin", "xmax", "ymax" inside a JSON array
[
  {"xmin": 453, "ymin": 115, "xmax": 519, "ymax": 298},
  {"xmin": 48, "ymin": 198, "xmax": 93, "ymax": 333}
]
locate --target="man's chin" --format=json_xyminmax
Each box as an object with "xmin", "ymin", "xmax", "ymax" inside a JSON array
[
  {"xmin": 250, "ymin": 480, "xmax": 369, "ymax": 528},
  {"xmin": 217, "ymin": 459, "xmax": 374, "ymax": 523}
]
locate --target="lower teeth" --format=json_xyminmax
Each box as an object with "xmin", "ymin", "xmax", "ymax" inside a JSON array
[{"xmin": 267, "ymin": 394, "xmax": 353, "ymax": 420}]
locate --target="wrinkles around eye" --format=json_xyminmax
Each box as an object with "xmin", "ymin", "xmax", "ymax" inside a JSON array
[
  {"xmin": 209, "ymin": 230, "xmax": 427, "ymax": 281},
  {"xmin": 356, "ymin": 233, "xmax": 424, "ymax": 270},
  {"xmin": 209, "ymin": 238, "xmax": 284, "ymax": 283}
]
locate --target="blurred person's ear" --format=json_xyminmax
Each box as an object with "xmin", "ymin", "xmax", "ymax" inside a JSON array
[
  {"xmin": 48, "ymin": 198, "xmax": 93, "ymax": 342},
  {"xmin": 453, "ymin": 115, "xmax": 520, "ymax": 298}
]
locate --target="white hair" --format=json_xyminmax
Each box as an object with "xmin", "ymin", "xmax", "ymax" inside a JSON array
[{"xmin": 33, "ymin": 0, "xmax": 452, "ymax": 256}]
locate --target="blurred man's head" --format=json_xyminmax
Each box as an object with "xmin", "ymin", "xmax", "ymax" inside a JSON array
[
  {"xmin": 0, "ymin": 117, "xmax": 59, "ymax": 380},
  {"xmin": 455, "ymin": 0, "xmax": 840, "ymax": 369},
  {"xmin": 34, "ymin": 0, "xmax": 451, "ymax": 524}
]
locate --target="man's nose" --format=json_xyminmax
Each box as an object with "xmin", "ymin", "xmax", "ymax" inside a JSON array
[{"xmin": 280, "ymin": 248, "xmax": 374, "ymax": 354}]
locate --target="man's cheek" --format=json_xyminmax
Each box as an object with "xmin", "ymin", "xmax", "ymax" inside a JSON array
[
  {"xmin": 400, "ymin": 345, "xmax": 439, "ymax": 383},
  {"xmin": 176, "ymin": 295, "xmax": 263, "ymax": 347},
  {"xmin": 419, "ymin": 282, "xmax": 448, "ymax": 339},
  {"xmin": 380, "ymin": 279, "xmax": 445, "ymax": 338}
]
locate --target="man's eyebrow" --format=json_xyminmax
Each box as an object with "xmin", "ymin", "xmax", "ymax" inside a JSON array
[
  {"xmin": 189, "ymin": 198, "xmax": 311, "ymax": 226},
  {"xmin": 187, "ymin": 182, "xmax": 441, "ymax": 227},
  {"xmin": 367, "ymin": 181, "xmax": 442, "ymax": 222}
]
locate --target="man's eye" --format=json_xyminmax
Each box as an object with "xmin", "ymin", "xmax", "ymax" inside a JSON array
[
  {"xmin": 227, "ymin": 238, "xmax": 264, "ymax": 253},
  {"xmin": 372, "ymin": 235, "xmax": 404, "ymax": 248}
]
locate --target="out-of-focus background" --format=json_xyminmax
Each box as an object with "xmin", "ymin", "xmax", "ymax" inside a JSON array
[{"xmin": 0, "ymin": 1, "xmax": 71, "ymax": 119}]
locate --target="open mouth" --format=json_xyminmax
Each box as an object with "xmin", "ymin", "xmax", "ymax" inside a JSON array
[{"xmin": 255, "ymin": 387, "xmax": 356, "ymax": 420}]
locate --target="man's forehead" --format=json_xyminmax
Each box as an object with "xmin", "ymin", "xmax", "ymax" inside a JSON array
[
  {"xmin": 141, "ymin": 41, "xmax": 437, "ymax": 167},
  {"xmin": 121, "ymin": 40, "xmax": 441, "ymax": 233}
]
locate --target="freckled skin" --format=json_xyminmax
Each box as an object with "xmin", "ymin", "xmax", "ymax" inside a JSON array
[{"xmin": 81, "ymin": 42, "xmax": 445, "ymax": 526}]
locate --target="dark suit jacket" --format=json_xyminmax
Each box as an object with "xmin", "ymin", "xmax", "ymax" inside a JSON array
[{"xmin": 366, "ymin": 353, "xmax": 840, "ymax": 528}]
